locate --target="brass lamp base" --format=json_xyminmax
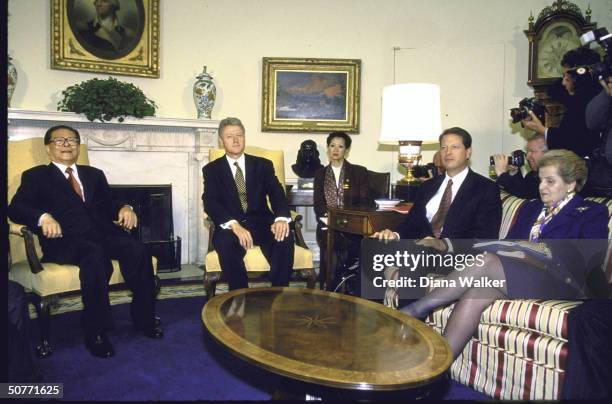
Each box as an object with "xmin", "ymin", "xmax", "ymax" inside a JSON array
[
  {"xmin": 398, "ymin": 140, "xmax": 422, "ymax": 185},
  {"xmin": 398, "ymin": 168, "xmax": 419, "ymax": 184}
]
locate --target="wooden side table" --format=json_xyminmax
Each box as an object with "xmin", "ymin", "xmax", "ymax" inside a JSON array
[{"xmin": 325, "ymin": 205, "xmax": 410, "ymax": 291}]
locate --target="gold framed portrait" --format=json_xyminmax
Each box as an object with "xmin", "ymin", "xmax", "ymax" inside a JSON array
[
  {"xmin": 51, "ymin": 0, "xmax": 160, "ymax": 78},
  {"xmin": 262, "ymin": 58, "xmax": 361, "ymax": 133}
]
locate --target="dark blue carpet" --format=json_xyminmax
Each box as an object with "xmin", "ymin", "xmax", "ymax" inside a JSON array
[{"xmin": 33, "ymin": 295, "xmax": 490, "ymax": 401}]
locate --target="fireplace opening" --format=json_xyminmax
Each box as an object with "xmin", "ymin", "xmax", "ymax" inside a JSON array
[{"xmin": 110, "ymin": 184, "xmax": 181, "ymax": 272}]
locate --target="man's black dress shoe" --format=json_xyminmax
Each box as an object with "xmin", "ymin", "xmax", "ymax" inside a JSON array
[
  {"xmin": 141, "ymin": 325, "xmax": 164, "ymax": 339},
  {"xmin": 84, "ymin": 331, "xmax": 114, "ymax": 358}
]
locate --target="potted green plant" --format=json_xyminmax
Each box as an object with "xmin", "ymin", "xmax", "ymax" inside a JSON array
[{"xmin": 57, "ymin": 77, "xmax": 157, "ymax": 122}]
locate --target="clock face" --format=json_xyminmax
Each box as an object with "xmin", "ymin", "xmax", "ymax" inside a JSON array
[{"xmin": 536, "ymin": 21, "xmax": 581, "ymax": 79}]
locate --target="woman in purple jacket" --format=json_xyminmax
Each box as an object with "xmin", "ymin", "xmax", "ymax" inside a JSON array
[{"xmin": 402, "ymin": 149, "xmax": 609, "ymax": 359}]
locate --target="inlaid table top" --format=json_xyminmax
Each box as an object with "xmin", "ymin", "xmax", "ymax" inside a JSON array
[{"xmin": 202, "ymin": 287, "xmax": 452, "ymax": 391}]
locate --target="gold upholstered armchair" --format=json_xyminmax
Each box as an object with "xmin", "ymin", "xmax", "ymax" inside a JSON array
[
  {"xmin": 7, "ymin": 138, "xmax": 159, "ymax": 358},
  {"xmin": 203, "ymin": 146, "xmax": 317, "ymax": 297}
]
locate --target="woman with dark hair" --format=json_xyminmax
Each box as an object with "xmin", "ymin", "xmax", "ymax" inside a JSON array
[
  {"xmin": 402, "ymin": 149, "xmax": 609, "ymax": 359},
  {"xmin": 313, "ymin": 132, "xmax": 369, "ymax": 292}
]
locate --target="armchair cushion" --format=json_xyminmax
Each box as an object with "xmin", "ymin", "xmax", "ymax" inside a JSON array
[
  {"xmin": 9, "ymin": 257, "xmax": 158, "ymax": 296},
  {"xmin": 204, "ymin": 245, "xmax": 313, "ymax": 273}
]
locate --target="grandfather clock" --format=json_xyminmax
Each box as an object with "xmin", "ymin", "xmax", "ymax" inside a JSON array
[{"xmin": 524, "ymin": 0, "xmax": 597, "ymax": 127}]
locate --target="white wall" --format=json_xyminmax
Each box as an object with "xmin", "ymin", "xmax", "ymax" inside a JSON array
[{"xmin": 8, "ymin": 0, "xmax": 612, "ymax": 181}]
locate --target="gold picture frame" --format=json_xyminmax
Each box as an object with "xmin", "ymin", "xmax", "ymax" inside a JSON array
[
  {"xmin": 51, "ymin": 0, "xmax": 160, "ymax": 78},
  {"xmin": 262, "ymin": 57, "xmax": 361, "ymax": 133}
]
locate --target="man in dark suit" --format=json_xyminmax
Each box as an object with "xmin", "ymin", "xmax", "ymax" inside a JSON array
[
  {"xmin": 493, "ymin": 134, "xmax": 547, "ymax": 199},
  {"xmin": 202, "ymin": 117, "xmax": 294, "ymax": 290},
  {"xmin": 8, "ymin": 125, "xmax": 162, "ymax": 359},
  {"xmin": 372, "ymin": 127, "xmax": 502, "ymax": 251}
]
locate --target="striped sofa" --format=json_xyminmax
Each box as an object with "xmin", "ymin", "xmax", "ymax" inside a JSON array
[{"xmin": 425, "ymin": 192, "xmax": 612, "ymax": 400}]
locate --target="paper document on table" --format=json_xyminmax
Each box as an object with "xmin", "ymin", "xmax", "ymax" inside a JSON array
[{"xmin": 473, "ymin": 240, "xmax": 553, "ymax": 261}]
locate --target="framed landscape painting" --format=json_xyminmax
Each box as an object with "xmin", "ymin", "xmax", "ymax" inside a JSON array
[
  {"xmin": 51, "ymin": 0, "xmax": 160, "ymax": 78},
  {"xmin": 262, "ymin": 58, "xmax": 361, "ymax": 132}
]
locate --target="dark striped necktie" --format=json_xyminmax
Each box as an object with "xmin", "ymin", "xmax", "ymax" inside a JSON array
[
  {"xmin": 65, "ymin": 167, "xmax": 84, "ymax": 201},
  {"xmin": 234, "ymin": 162, "xmax": 247, "ymax": 212},
  {"xmin": 430, "ymin": 178, "xmax": 453, "ymax": 238}
]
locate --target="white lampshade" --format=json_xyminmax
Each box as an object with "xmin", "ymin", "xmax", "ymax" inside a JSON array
[{"xmin": 379, "ymin": 83, "xmax": 442, "ymax": 144}]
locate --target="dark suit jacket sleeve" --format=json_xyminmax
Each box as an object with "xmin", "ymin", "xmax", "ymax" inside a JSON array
[
  {"xmin": 586, "ymin": 89, "xmax": 611, "ymax": 131},
  {"xmin": 395, "ymin": 181, "xmax": 432, "ymax": 239},
  {"xmin": 496, "ymin": 171, "xmax": 529, "ymax": 199},
  {"xmin": 8, "ymin": 169, "xmax": 47, "ymax": 230},
  {"xmin": 202, "ymin": 162, "xmax": 234, "ymax": 225},
  {"xmin": 313, "ymin": 167, "xmax": 326, "ymax": 219},
  {"xmin": 261, "ymin": 159, "xmax": 291, "ymax": 218},
  {"xmin": 472, "ymin": 180, "xmax": 502, "ymax": 239},
  {"xmin": 547, "ymin": 87, "xmax": 602, "ymax": 158}
]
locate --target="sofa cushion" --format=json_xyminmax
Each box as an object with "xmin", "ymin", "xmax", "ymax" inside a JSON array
[
  {"xmin": 428, "ymin": 299, "xmax": 582, "ymax": 341},
  {"xmin": 430, "ymin": 331, "xmax": 565, "ymax": 400}
]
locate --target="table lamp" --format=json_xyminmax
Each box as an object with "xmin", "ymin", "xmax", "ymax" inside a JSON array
[{"xmin": 379, "ymin": 83, "xmax": 442, "ymax": 184}]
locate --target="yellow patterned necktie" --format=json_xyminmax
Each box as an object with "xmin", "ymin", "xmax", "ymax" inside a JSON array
[{"xmin": 234, "ymin": 162, "xmax": 248, "ymax": 212}]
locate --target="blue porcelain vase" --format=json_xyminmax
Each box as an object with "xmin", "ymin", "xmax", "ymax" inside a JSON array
[{"xmin": 193, "ymin": 66, "xmax": 216, "ymax": 119}]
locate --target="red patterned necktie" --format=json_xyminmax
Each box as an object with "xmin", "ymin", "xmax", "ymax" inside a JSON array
[
  {"xmin": 65, "ymin": 167, "xmax": 84, "ymax": 201},
  {"xmin": 430, "ymin": 179, "xmax": 453, "ymax": 238}
]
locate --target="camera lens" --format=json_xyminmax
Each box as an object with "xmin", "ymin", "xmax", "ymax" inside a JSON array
[{"xmin": 510, "ymin": 108, "xmax": 526, "ymax": 123}]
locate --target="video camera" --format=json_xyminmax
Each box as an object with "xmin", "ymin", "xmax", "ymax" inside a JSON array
[
  {"xmin": 569, "ymin": 27, "xmax": 612, "ymax": 83},
  {"xmin": 489, "ymin": 150, "xmax": 525, "ymax": 167},
  {"xmin": 412, "ymin": 163, "xmax": 439, "ymax": 179},
  {"xmin": 510, "ymin": 97, "xmax": 547, "ymax": 124}
]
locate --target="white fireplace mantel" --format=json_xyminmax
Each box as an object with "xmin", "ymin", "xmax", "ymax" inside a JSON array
[{"xmin": 8, "ymin": 109, "xmax": 220, "ymax": 265}]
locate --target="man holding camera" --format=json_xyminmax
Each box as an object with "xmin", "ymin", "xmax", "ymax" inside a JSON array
[
  {"xmin": 492, "ymin": 134, "xmax": 548, "ymax": 199},
  {"xmin": 583, "ymin": 77, "xmax": 612, "ymax": 197},
  {"xmin": 522, "ymin": 47, "xmax": 602, "ymax": 159}
]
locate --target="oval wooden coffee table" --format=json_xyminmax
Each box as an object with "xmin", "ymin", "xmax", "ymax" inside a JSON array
[{"xmin": 202, "ymin": 287, "xmax": 452, "ymax": 395}]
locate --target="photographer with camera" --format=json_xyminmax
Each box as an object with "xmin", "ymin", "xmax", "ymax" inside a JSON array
[
  {"xmin": 492, "ymin": 134, "xmax": 547, "ymax": 199},
  {"xmin": 414, "ymin": 151, "xmax": 445, "ymax": 182},
  {"xmin": 581, "ymin": 76, "xmax": 612, "ymax": 197},
  {"xmin": 522, "ymin": 47, "xmax": 602, "ymax": 159}
]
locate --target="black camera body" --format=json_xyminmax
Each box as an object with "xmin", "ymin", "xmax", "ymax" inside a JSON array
[
  {"xmin": 575, "ymin": 27, "xmax": 612, "ymax": 82},
  {"xmin": 412, "ymin": 163, "xmax": 439, "ymax": 179},
  {"xmin": 489, "ymin": 150, "xmax": 525, "ymax": 167},
  {"xmin": 510, "ymin": 97, "xmax": 547, "ymax": 124}
]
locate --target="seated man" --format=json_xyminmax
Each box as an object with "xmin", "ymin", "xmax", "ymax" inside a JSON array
[
  {"xmin": 202, "ymin": 117, "xmax": 294, "ymax": 290},
  {"xmin": 8, "ymin": 125, "xmax": 162, "ymax": 359},
  {"xmin": 373, "ymin": 127, "xmax": 502, "ymax": 251},
  {"xmin": 493, "ymin": 134, "xmax": 547, "ymax": 199}
]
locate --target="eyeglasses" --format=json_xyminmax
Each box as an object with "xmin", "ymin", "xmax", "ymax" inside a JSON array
[{"xmin": 50, "ymin": 137, "xmax": 80, "ymax": 146}]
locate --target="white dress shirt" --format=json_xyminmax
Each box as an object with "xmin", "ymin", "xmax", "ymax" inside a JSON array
[{"xmin": 425, "ymin": 166, "xmax": 469, "ymax": 222}]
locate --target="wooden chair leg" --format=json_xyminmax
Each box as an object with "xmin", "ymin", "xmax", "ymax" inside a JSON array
[
  {"xmin": 203, "ymin": 274, "xmax": 218, "ymax": 298},
  {"xmin": 154, "ymin": 275, "xmax": 161, "ymax": 297},
  {"xmin": 306, "ymin": 269, "xmax": 317, "ymax": 289},
  {"xmin": 31, "ymin": 294, "xmax": 53, "ymax": 358}
]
